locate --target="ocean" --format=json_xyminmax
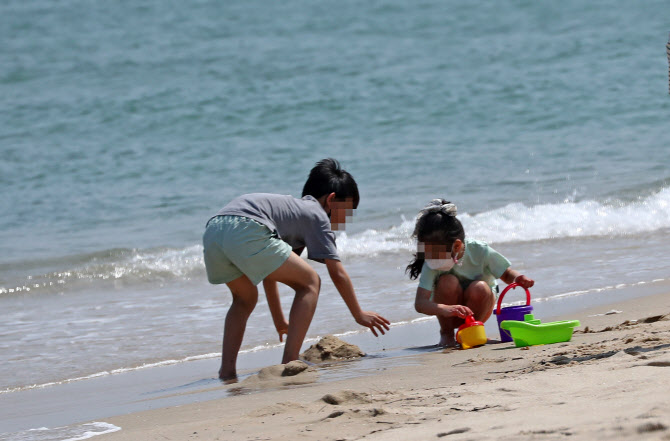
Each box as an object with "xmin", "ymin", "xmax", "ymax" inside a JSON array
[{"xmin": 1, "ymin": 0, "xmax": 669, "ymax": 437}]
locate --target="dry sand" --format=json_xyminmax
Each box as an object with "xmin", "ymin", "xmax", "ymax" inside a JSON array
[{"xmin": 100, "ymin": 292, "xmax": 670, "ymax": 441}]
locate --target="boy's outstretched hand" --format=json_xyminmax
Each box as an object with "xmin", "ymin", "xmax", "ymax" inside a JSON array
[
  {"xmin": 325, "ymin": 259, "xmax": 391, "ymax": 337},
  {"xmin": 355, "ymin": 311, "xmax": 391, "ymax": 337}
]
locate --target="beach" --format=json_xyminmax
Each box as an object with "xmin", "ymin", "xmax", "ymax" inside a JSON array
[
  {"xmin": 62, "ymin": 290, "xmax": 667, "ymax": 441},
  {"xmin": 3, "ymin": 1, "xmax": 670, "ymax": 439}
]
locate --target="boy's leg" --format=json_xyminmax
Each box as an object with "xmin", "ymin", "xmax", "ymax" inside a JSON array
[
  {"xmin": 434, "ymin": 274, "xmax": 464, "ymax": 346},
  {"xmin": 220, "ymin": 275, "xmax": 259, "ymax": 380},
  {"xmin": 463, "ymin": 281, "xmax": 495, "ymax": 323},
  {"xmin": 264, "ymin": 252, "xmax": 321, "ymax": 364}
]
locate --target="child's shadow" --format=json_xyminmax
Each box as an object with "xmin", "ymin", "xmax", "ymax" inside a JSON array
[{"xmin": 405, "ymin": 344, "xmax": 448, "ymax": 352}]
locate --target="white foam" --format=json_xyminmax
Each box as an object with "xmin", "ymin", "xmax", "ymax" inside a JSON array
[
  {"xmin": 0, "ymin": 353, "xmax": 220, "ymax": 395},
  {"xmin": 338, "ymin": 187, "xmax": 670, "ymax": 257},
  {"xmin": 3, "ymin": 187, "xmax": 669, "ymax": 292},
  {"xmin": 62, "ymin": 423, "xmax": 121, "ymax": 441},
  {"xmin": 0, "ymin": 245, "xmax": 206, "ymax": 295},
  {"xmin": 0, "ymin": 422, "xmax": 120, "ymax": 441}
]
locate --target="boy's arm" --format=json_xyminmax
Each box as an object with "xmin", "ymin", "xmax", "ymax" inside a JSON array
[
  {"xmin": 414, "ymin": 287, "xmax": 472, "ymax": 318},
  {"xmin": 262, "ymin": 279, "xmax": 289, "ymax": 342},
  {"xmin": 500, "ymin": 268, "xmax": 535, "ymax": 289},
  {"xmin": 325, "ymin": 259, "xmax": 391, "ymax": 337}
]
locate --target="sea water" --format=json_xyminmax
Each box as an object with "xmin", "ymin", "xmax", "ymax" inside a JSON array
[{"xmin": 1, "ymin": 0, "xmax": 669, "ymax": 434}]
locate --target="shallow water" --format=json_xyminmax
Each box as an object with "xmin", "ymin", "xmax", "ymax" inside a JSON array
[{"xmin": 1, "ymin": 1, "xmax": 670, "ymax": 435}]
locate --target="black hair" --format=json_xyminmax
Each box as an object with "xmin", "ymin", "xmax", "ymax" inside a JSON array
[
  {"xmin": 406, "ymin": 199, "xmax": 465, "ymax": 280},
  {"xmin": 302, "ymin": 158, "xmax": 360, "ymax": 209}
]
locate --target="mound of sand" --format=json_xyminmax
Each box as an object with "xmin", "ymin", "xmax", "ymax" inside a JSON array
[{"xmin": 300, "ymin": 335, "xmax": 365, "ymax": 363}]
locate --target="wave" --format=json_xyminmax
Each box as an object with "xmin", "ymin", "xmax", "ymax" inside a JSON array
[
  {"xmin": 2, "ymin": 187, "xmax": 669, "ymax": 295},
  {"xmin": 0, "ymin": 422, "xmax": 121, "ymax": 441},
  {"xmin": 462, "ymin": 186, "xmax": 670, "ymax": 244},
  {"xmin": 338, "ymin": 186, "xmax": 670, "ymax": 257},
  {"xmin": 0, "ymin": 246, "xmax": 205, "ymax": 296}
]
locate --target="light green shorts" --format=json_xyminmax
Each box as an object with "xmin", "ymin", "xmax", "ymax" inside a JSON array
[{"xmin": 203, "ymin": 215, "xmax": 292, "ymax": 286}]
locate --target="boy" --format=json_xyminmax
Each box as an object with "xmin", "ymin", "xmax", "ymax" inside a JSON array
[{"xmin": 203, "ymin": 158, "xmax": 390, "ymax": 380}]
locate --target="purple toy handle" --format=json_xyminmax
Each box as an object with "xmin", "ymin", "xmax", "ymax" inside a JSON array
[{"xmin": 496, "ymin": 283, "xmax": 531, "ymax": 315}]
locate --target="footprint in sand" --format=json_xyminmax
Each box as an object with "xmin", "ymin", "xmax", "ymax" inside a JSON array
[
  {"xmin": 645, "ymin": 360, "xmax": 670, "ymax": 367},
  {"xmin": 636, "ymin": 422, "xmax": 667, "ymax": 434},
  {"xmin": 640, "ymin": 314, "xmax": 668, "ymax": 323},
  {"xmin": 241, "ymin": 360, "xmax": 318, "ymax": 388},
  {"xmin": 437, "ymin": 427, "xmax": 471, "ymax": 437},
  {"xmin": 247, "ymin": 402, "xmax": 306, "ymax": 417},
  {"xmin": 324, "ymin": 408, "xmax": 386, "ymax": 419},
  {"xmin": 321, "ymin": 390, "xmax": 373, "ymax": 405}
]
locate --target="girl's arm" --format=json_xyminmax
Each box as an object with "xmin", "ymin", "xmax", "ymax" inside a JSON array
[
  {"xmin": 414, "ymin": 287, "xmax": 472, "ymax": 318},
  {"xmin": 500, "ymin": 268, "xmax": 535, "ymax": 288},
  {"xmin": 325, "ymin": 259, "xmax": 391, "ymax": 337},
  {"xmin": 262, "ymin": 279, "xmax": 288, "ymax": 342}
]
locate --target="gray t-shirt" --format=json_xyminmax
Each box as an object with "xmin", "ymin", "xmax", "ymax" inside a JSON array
[{"xmin": 214, "ymin": 193, "xmax": 339, "ymax": 263}]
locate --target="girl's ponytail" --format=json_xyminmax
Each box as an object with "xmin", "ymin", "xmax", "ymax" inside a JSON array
[{"xmin": 406, "ymin": 254, "xmax": 425, "ymax": 280}]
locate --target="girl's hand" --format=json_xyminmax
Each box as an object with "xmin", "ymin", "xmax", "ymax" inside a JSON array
[
  {"xmin": 441, "ymin": 305, "xmax": 473, "ymax": 319},
  {"xmin": 275, "ymin": 320, "xmax": 289, "ymax": 342},
  {"xmin": 514, "ymin": 275, "xmax": 535, "ymax": 289}
]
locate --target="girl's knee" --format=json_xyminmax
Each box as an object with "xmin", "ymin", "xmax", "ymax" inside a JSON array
[
  {"xmin": 436, "ymin": 274, "xmax": 459, "ymax": 291},
  {"xmin": 465, "ymin": 281, "xmax": 494, "ymax": 305},
  {"xmin": 463, "ymin": 282, "xmax": 494, "ymax": 322},
  {"xmin": 434, "ymin": 274, "xmax": 462, "ymax": 303}
]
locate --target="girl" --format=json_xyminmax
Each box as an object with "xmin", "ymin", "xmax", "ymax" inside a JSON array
[{"xmin": 407, "ymin": 199, "xmax": 534, "ymax": 347}]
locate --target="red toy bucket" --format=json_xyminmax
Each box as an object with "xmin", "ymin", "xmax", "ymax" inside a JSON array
[{"xmin": 494, "ymin": 283, "xmax": 533, "ymax": 343}]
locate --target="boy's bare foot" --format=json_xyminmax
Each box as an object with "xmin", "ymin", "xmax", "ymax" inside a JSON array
[
  {"xmin": 219, "ymin": 369, "xmax": 238, "ymax": 383},
  {"xmin": 220, "ymin": 377, "xmax": 239, "ymax": 385},
  {"xmin": 439, "ymin": 330, "xmax": 457, "ymax": 347}
]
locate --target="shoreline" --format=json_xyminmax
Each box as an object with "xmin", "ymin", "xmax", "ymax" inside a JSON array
[
  {"xmin": 100, "ymin": 289, "xmax": 670, "ymax": 441},
  {"xmin": 95, "ymin": 289, "xmax": 670, "ymax": 441},
  {"xmin": 2, "ymin": 283, "xmax": 669, "ymax": 440},
  {"xmin": 3, "ymin": 274, "xmax": 667, "ymax": 397}
]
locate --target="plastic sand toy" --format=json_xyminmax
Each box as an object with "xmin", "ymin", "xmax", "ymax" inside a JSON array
[
  {"xmin": 494, "ymin": 282, "xmax": 533, "ymax": 343},
  {"xmin": 456, "ymin": 315, "xmax": 487, "ymax": 349},
  {"xmin": 500, "ymin": 314, "xmax": 580, "ymax": 347}
]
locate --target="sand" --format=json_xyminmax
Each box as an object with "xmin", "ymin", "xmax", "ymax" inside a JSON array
[
  {"xmin": 301, "ymin": 335, "xmax": 366, "ymax": 363},
  {"xmin": 99, "ymin": 292, "xmax": 670, "ymax": 441}
]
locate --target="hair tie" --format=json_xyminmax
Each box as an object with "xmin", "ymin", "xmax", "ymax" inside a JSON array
[
  {"xmin": 419, "ymin": 199, "xmax": 458, "ymax": 217},
  {"xmin": 412, "ymin": 200, "xmax": 458, "ymax": 237}
]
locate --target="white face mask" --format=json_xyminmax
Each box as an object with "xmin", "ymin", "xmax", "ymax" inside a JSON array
[{"xmin": 426, "ymin": 257, "xmax": 456, "ymax": 271}]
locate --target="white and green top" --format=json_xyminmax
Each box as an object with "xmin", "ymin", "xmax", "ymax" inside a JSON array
[{"xmin": 418, "ymin": 238, "xmax": 511, "ymax": 295}]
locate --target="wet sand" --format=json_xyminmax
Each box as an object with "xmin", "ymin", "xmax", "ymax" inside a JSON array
[{"xmin": 95, "ymin": 290, "xmax": 670, "ymax": 441}]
